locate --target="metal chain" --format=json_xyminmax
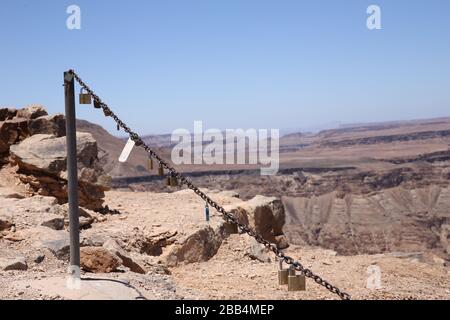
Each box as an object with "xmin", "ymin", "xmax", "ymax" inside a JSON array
[{"xmin": 69, "ymin": 70, "xmax": 351, "ymax": 300}]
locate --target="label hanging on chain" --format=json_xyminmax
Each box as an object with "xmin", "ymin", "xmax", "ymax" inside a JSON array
[
  {"xmin": 205, "ymin": 203, "xmax": 210, "ymax": 223},
  {"xmin": 119, "ymin": 138, "xmax": 135, "ymax": 163}
]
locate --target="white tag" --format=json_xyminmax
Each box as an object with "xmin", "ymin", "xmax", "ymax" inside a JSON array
[{"xmin": 119, "ymin": 138, "xmax": 135, "ymax": 163}]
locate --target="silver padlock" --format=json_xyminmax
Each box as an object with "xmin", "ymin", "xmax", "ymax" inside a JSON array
[
  {"xmin": 278, "ymin": 259, "xmax": 289, "ymax": 285},
  {"xmin": 288, "ymin": 266, "xmax": 306, "ymax": 291}
]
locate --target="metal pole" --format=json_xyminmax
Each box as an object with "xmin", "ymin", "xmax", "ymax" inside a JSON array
[{"xmin": 64, "ymin": 71, "xmax": 80, "ymax": 270}]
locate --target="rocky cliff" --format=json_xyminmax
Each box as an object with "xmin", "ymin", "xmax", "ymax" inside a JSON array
[{"xmin": 0, "ymin": 105, "xmax": 110, "ymax": 210}]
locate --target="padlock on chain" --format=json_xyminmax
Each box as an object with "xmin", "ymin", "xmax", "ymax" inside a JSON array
[
  {"xmin": 277, "ymin": 259, "xmax": 289, "ymax": 285},
  {"xmin": 79, "ymin": 88, "xmax": 92, "ymax": 105},
  {"xmin": 93, "ymin": 99, "xmax": 102, "ymax": 109},
  {"xmin": 158, "ymin": 163, "xmax": 164, "ymax": 176},
  {"xmin": 147, "ymin": 156, "xmax": 154, "ymax": 172},
  {"xmin": 287, "ymin": 266, "xmax": 306, "ymax": 291},
  {"xmin": 170, "ymin": 174, "xmax": 178, "ymax": 187},
  {"xmin": 166, "ymin": 174, "xmax": 171, "ymax": 186}
]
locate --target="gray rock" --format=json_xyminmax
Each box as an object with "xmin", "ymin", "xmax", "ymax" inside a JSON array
[
  {"xmin": 165, "ymin": 226, "xmax": 223, "ymax": 266},
  {"xmin": 19, "ymin": 227, "xmax": 71, "ymax": 260},
  {"xmin": 246, "ymin": 239, "xmax": 272, "ymax": 263},
  {"xmin": 0, "ymin": 256, "xmax": 28, "ymax": 271},
  {"xmin": 0, "ymin": 215, "xmax": 13, "ymax": 231},
  {"xmin": 44, "ymin": 238, "xmax": 70, "ymax": 260},
  {"xmin": 81, "ymin": 232, "xmax": 110, "ymax": 247},
  {"xmin": 34, "ymin": 254, "xmax": 45, "ymax": 264},
  {"xmin": 10, "ymin": 134, "xmax": 72, "ymax": 173},
  {"xmin": 41, "ymin": 217, "xmax": 65, "ymax": 231},
  {"xmin": 103, "ymin": 239, "xmax": 146, "ymax": 274}
]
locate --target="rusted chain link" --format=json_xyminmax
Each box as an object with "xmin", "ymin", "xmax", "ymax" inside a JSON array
[{"xmin": 69, "ymin": 69, "xmax": 351, "ymax": 300}]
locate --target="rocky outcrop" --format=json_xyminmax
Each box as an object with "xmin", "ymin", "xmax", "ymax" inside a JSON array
[
  {"xmin": 283, "ymin": 186, "xmax": 450, "ymax": 257},
  {"xmin": 0, "ymin": 105, "xmax": 110, "ymax": 210}
]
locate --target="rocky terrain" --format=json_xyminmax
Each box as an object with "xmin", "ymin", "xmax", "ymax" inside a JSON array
[
  {"xmin": 1, "ymin": 185, "xmax": 449, "ymax": 300},
  {"xmin": 1, "ymin": 105, "xmax": 449, "ymax": 300},
  {"xmin": 0, "ymin": 105, "xmax": 110, "ymax": 210},
  {"xmin": 108, "ymin": 119, "xmax": 450, "ymax": 259}
]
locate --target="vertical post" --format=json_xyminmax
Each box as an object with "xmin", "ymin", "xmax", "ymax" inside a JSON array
[{"xmin": 64, "ymin": 71, "xmax": 80, "ymax": 270}]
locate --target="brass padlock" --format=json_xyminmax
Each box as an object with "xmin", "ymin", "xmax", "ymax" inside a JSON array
[
  {"xmin": 93, "ymin": 99, "xmax": 102, "ymax": 109},
  {"xmin": 166, "ymin": 175, "xmax": 171, "ymax": 186},
  {"xmin": 158, "ymin": 163, "xmax": 164, "ymax": 176},
  {"xmin": 147, "ymin": 156, "xmax": 154, "ymax": 172},
  {"xmin": 79, "ymin": 88, "xmax": 92, "ymax": 105},
  {"xmin": 288, "ymin": 267, "xmax": 306, "ymax": 291},
  {"xmin": 170, "ymin": 175, "xmax": 178, "ymax": 187},
  {"xmin": 278, "ymin": 259, "xmax": 289, "ymax": 285}
]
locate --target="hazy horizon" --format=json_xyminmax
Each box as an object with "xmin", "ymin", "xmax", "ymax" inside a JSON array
[{"xmin": 80, "ymin": 114, "xmax": 450, "ymax": 138}]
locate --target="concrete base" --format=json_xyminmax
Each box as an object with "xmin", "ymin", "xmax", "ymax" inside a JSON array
[{"xmin": 15, "ymin": 276, "xmax": 147, "ymax": 300}]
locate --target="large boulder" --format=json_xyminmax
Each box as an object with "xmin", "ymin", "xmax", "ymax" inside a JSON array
[
  {"xmin": 224, "ymin": 195, "xmax": 288, "ymax": 249},
  {"xmin": 10, "ymin": 133, "xmax": 110, "ymax": 210},
  {"xmin": 165, "ymin": 225, "xmax": 224, "ymax": 267}
]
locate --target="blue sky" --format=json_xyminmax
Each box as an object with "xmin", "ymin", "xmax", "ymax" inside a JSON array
[{"xmin": 1, "ymin": 0, "xmax": 449, "ymax": 134}]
